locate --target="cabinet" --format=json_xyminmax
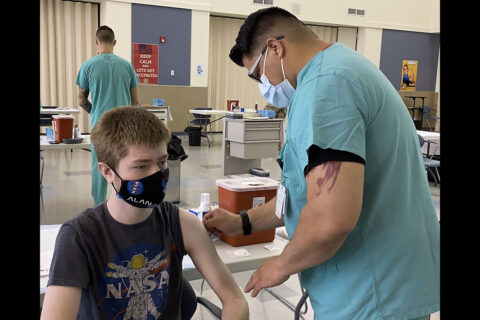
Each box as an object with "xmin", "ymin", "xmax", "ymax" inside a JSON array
[
  {"xmin": 139, "ymin": 105, "xmax": 172, "ymax": 126},
  {"xmin": 222, "ymin": 118, "xmax": 284, "ymax": 175}
]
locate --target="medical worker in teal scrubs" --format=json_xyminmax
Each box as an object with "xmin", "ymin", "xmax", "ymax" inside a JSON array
[
  {"xmin": 204, "ymin": 7, "xmax": 439, "ymax": 320},
  {"xmin": 76, "ymin": 25, "xmax": 139, "ymax": 205}
]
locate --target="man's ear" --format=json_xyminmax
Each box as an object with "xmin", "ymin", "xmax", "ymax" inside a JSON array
[
  {"xmin": 267, "ymin": 37, "xmax": 285, "ymax": 59},
  {"xmin": 98, "ymin": 162, "xmax": 115, "ymax": 183}
]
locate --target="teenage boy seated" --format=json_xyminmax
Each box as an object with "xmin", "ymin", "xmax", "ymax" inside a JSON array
[{"xmin": 41, "ymin": 106, "xmax": 249, "ymax": 320}]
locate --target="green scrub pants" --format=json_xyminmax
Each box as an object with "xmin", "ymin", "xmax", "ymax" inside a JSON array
[{"xmin": 91, "ymin": 144, "xmax": 108, "ymax": 205}]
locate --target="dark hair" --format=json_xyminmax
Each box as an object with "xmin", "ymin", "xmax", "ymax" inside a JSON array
[
  {"xmin": 229, "ymin": 7, "xmax": 308, "ymax": 67},
  {"xmin": 96, "ymin": 25, "xmax": 115, "ymax": 44}
]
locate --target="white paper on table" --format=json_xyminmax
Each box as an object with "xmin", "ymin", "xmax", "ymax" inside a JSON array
[
  {"xmin": 264, "ymin": 243, "xmax": 282, "ymax": 251},
  {"xmin": 40, "ymin": 227, "xmax": 61, "ymax": 251},
  {"xmin": 40, "ymin": 250, "xmax": 54, "ymax": 277},
  {"xmin": 226, "ymin": 248, "xmax": 251, "ymax": 258},
  {"xmin": 40, "ymin": 226, "xmax": 61, "ymax": 279}
]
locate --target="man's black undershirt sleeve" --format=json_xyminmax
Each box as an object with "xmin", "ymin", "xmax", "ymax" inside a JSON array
[
  {"xmin": 303, "ymin": 145, "xmax": 365, "ymax": 177},
  {"xmin": 276, "ymin": 145, "xmax": 365, "ymax": 175}
]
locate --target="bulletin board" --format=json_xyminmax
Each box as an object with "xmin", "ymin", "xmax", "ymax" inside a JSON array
[
  {"xmin": 132, "ymin": 4, "xmax": 191, "ymax": 86},
  {"xmin": 379, "ymin": 29, "xmax": 439, "ymax": 91}
]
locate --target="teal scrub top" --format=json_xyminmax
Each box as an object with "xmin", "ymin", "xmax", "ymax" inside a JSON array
[
  {"xmin": 75, "ymin": 53, "xmax": 139, "ymax": 129},
  {"xmin": 279, "ymin": 43, "xmax": 439, "ymax": 319}
]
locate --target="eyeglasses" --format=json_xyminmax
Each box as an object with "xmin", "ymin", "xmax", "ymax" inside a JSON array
[{"xmin": 248, "ymin": 35, "xmax": 285, "ymax": 83}]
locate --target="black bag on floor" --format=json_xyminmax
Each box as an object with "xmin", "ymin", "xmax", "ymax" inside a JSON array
[{"xmin": 168, "ymin": 135, "xmax": 188, "ymax": 161}]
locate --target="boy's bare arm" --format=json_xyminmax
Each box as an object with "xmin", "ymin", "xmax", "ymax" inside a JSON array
[
  {"xmin": 179, "ymin": 208, "xmax": 249, "ymax": 320},
  {"xmin": 41, "ymin": 285, "xmax": 82, "ymax": 320}
]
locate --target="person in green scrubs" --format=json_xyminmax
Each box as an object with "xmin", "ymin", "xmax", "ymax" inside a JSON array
[
  {"xmin": 203, "ymin": 7, "xmax": 439, "ymax": 319},
  {"xmin": 76, "ymin": 25, "xmax": 139, "ymax": 205}
]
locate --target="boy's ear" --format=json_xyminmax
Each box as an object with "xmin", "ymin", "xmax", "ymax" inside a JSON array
[{"xmin": 98, "ymin": 162, "xmax": 115, "ymax": 183}]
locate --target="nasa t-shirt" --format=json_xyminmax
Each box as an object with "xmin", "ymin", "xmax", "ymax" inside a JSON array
[{"xmin": 47, "ymin": 201, "xmax": 185, "ymax": 319}]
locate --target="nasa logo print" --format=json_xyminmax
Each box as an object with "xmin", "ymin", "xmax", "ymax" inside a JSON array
[{"xmin": 127, "ymin": 180, "xmax": 144, "ymax": 195}]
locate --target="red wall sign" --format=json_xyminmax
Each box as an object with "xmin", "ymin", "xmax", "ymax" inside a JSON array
[{"xmin": 133, "ymin": 43, "xmax": 159, "ymax": 84}]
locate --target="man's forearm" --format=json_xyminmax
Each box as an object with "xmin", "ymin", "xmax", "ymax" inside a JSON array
[
  {"xmin": 79, "ymin": 98, "xmax": 92, "ymax": 113},
  {"xmin": 247, "ymin": 195, "xmax": 284, "ymax": 233},
  {"xmin": 77, "ymin": 88, "xmax": 92, "ymax": 113},
  {"xmin": 130, "ymin": 87, "xmax": 139, "ymax": 106},
  {"xmin": 277, "ymin": 201, "xmax": 349, "ymax": 277}
]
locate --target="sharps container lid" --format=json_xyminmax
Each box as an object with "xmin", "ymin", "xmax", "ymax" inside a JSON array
[
  {"xmin": 52, "ymin": 115, "xmax": 74, "ymax": 119},
  {"xmin": 215, "ymin": 176, "xmax": 278, "ymax": 192}
]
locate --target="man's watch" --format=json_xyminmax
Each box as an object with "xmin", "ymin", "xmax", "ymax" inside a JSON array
[{"xmin": 238, "ymin": 210, "xmax": 252, "ymax": 235}]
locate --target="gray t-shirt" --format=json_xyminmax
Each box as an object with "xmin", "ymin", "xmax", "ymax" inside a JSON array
[{"xmin": 47, "ymin": 201, "xmax": 186, "ymax": 319}]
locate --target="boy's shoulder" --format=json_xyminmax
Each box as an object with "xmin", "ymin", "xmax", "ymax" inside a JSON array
[
  {"xmin": 61, "ymin": 201, "xmax": 180, "ymax": 236},
  {"xmin": 60, "ymin": 202, "xmax": 107, "ymax": 234},
  {"xmin": 154, "ymin": 201, "xmax": 181, "ymax": 230},
  {"xmin": 157, "ymin": 201, "xmax": 178, "ymax": 214}
]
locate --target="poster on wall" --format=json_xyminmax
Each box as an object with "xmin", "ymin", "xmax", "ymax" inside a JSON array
[
  {"xmin": 400, "ymin": 60, "xmax": 418, "ymax": 91},
  {"xmin": 133, "ymin": 43, "xmax": 159, "ymax": 84}
]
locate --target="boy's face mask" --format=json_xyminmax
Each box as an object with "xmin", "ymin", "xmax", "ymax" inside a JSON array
[{"xmin": 109, "ymin": 166, "xmax": 169, "ymax": 208}]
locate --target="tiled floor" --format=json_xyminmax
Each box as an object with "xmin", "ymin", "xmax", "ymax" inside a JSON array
[{"xmin": 40, "ymin": 133, "xmax": 440, "ymax": 319}]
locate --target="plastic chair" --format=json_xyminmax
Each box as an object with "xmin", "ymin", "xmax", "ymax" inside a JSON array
[
  {"xmin": 181, "ymin": 276, "xmax": 222, "ymax": 319},
  {"xmin": 265, "ymin": 273, "xmax": 309, "ymax": 320},
  {"xmin": 198, "ymin": 279, "xmax": 308, "ymax": 320},
  {"xmin": 418, "ymin": 134, "xmax": 440, "ymax": 186},
  {"xmin": 294, "ymin": 291, "xmax": 310, "ymax": 320},
  {"xmin": 187, "ymin": 107, "xmax": 212, "ymax": 147},
  {"xmin": 196, "ymin": 278, "xmax": 222, "ymax": 318},
  {"xmin": 197, "ymin": 297, "xmax": 222, "ymax": 319},
  {"xmin": 422, "ymin": 106, "xmax": 440, "ymax": 131}
]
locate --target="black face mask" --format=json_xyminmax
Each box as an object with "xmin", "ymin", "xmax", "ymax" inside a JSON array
[{"xmin": 109, "ymin": 166, "xmax": 169, "ymax": 208}]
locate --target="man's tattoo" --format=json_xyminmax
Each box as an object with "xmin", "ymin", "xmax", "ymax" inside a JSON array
[
  {"xmin": 315, "ymin": 161, "xmax": 342, "ymax": 196},
  {"xmin": 79, "ymin": 90, "xmax": 92, "ymax": 113},
  {"xmin": 80, "ymin": 99, "xmax": 92, "ymax": 113}
]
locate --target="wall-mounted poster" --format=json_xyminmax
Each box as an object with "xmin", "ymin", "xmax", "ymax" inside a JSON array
[
  {"xmin": 133, "ymin": 43, "xmax": 159, "ymax": 84},
  {"xmin": 400, "ymin": 60, "xmax": 418, "ymax": 91}
]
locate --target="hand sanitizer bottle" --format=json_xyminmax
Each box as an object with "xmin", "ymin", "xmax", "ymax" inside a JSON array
[{"xmin": 197, "ymin": 193, "xmax": 210, "ymax": 220}]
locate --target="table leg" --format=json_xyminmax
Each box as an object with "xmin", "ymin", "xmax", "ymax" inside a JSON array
[
  {"xmin": 264, "ymin": 273, "xmax": 309, "ymax": 319},
  {"xmin": 420, "ymin": 97, "xmax": 425, "ymax": 129},
  {"xmin": 407, "ymin": 97, "xmax": 416, "ymax": 121}
]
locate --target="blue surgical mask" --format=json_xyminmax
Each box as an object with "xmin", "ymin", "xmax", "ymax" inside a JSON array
[{"xmin": 258, "ymin": 47, "xmax": 295, "ymax": 108}]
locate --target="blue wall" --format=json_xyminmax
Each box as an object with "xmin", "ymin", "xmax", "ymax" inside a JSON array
[
  {"xmin": 132, "ymin": 4, "xmax": 191, "ymax": 86},
  {"xmin": 379, "ymin": 29, "xmax": 439, "ymax": 91}
]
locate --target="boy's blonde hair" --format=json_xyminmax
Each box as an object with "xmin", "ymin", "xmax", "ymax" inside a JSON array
[{"xmin": 90, "ymin": 106, "xmax": 171, "ymax": 169}]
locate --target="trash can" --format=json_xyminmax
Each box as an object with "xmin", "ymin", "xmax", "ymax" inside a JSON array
[
  {"xmin": 165, "ymin": 135, "xmax": 188, "ymax": 203},
  {"xmin": 185, "ymin": 126, "xmax": 202, "ymax": 146},
  {"xmin": 165, "ymin": 159, "xmax": 181, "ymax": 203}
]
